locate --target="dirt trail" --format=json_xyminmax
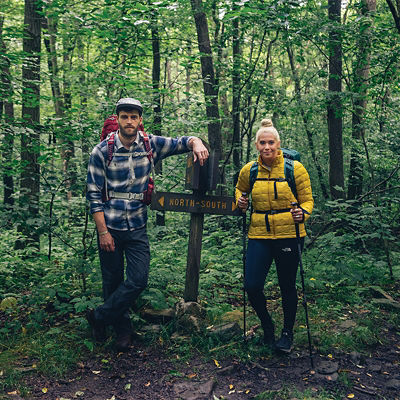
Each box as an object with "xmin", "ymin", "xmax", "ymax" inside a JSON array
[{"xmin": 9, "ymin": 330, "xmax": 399, "ymax": 400}]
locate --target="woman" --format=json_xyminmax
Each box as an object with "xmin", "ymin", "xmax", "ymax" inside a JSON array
[{"xmin": 236, "ymin": 119, "xmax": 313, "ymax": 353}]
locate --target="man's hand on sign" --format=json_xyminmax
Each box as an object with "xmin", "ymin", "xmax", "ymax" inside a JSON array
[{"xmin": 190, "ymin": 138, "xmax": 209, "ymax": 166}]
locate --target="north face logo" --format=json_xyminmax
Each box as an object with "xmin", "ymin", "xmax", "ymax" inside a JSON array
[{"xmin": 282, "ymin": 247, "xmax": 292, "ymax": 252}]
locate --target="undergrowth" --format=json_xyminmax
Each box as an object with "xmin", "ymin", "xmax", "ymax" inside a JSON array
[{"xmin": 0, "ymin": 210, "xmax": 399, "ymax": 397}]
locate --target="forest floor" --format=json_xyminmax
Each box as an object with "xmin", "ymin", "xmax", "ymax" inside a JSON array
[{"xmin": 4, "ymin": 324, "xmax": 399, "ymax": 400}]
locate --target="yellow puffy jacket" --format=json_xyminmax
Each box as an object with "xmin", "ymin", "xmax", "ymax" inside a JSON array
[{"xmin": 235, "ymin": 151, "xmax": 313, "ymax": 239}]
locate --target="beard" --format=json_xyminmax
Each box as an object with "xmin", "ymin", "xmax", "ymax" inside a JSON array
[{"xmin": 119, "ymin": 124, "xmax": 138, "ymax": 140}]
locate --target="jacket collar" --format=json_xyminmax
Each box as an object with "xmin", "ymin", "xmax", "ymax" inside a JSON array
[
  {"xmin": 115, "ymin": 130, "xmax": 143, "ymax": 150},
  {"xmin": 257, "ymin": 149, "xmax": 283, "ymax": 170}
]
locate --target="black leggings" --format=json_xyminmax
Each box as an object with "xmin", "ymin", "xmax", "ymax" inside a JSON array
[{"xmin": 244, "ymin": 238, "xmax": 303, "ymax": 332}]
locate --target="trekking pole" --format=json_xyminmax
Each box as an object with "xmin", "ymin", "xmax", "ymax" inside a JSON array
[
  {"xmin": 291, "ymin": 202, "xmax": 314, "ymax": 369},
  {"xmin": 242, "ymin": 193, "xmax": 248, "ymax": 342}
]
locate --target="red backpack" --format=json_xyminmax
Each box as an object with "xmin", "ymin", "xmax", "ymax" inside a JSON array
[
  {"xmin": 100, "ymin": 115, "xmax": 119, "ymax": 141},
  {"xmin": 100, "ymin": 118, "xmax": 155, "ymax": 205}
]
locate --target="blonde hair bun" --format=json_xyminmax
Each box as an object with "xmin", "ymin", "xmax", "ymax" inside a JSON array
[{"xmin": 261, "ymin": 118, "xmax": 273, "ymax": 128}]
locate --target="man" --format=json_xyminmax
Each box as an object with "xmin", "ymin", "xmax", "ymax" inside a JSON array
[{"xmin": 86, "ymin": 98, "xmax": 209, "ymax": 351}]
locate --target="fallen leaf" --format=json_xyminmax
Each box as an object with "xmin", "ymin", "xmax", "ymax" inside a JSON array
[
  {"xmin": 187, "ymin": 373, "xmax": 197, "ymax": 379},
  {"xmin": 92, "ymin": 370, "xmax": 101, "ymax": 374},
  {"xmin": 106, "ymin": 396, "xmax": 115, "ymax": 400},
  {"xmin": 228, "ymin": 390, "xmax": 236, "ymax": 394},
  {"xmin": 229, "ymin": 384, "xmax": 234, "ymax": 389},
  {"xmin": 245, "ymin": 389, "xmax": 250, "ymax": 394},
  {"xmin": 145, "ymin": 381, "xmax": 151, "ymax": 387},
  {"xmin": 101, "ymin": 359, "xmax": 109, "ymax": 364},
  {"xmin": 124, "ymin": 383, "xmax": 131, "ymax": 391},
  {"xmin": 347, "ymin": 394, "xmax": 355, "ymax": 399},
  {"xmin": 328, "ymin": 354, "xmax": 333, "ymax": 359},
  {"xmin": 0, "ymin": 370, "xmax": 3, "ymax": 377},
  {"xmin": 214, "ymin": 359, "xmax": 221, "ymax": 368},
  {"xmin": 74, "ymin": 391, "xmax": 84, "ymax": 397},
  {"xmin": 7, "ymin": 392, "xmax": 18, "ymax": 395},
  {"xmin": 42, "ymin": 388, "xmax": 48, "ymax": 393}
]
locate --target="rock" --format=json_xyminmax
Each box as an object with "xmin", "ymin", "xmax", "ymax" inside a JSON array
[
  {"xmin": 368, "ymin": 364, "xmax": 382, "ymax": 373},
  {"xmin": 270, "ymin": 383, "xmax": 283, "ymax": 391},
  {"xmin": 349, "ymin": 351, "xmax": 361, "ymax": 364},
  {"xmin": 208, "ymin": 322, "xmax": 241, "ymax": 341},
  {"xmin": 216, "ymin": 365, "xmax": 235, "ymax": 375},
  {"xmin": 316, "ymin": 361, "xmax": 339, "ymax": 375},
  {"xmin": 170, "ymin": 332, "xmax": 190, "ymax": 341},
  {"xmin": 175, "ymin": 300, "xmax": 207, "ymax": 333},
  {"xmin": 385, "ymin": 378, "xmax": 400, "ymax": 390},
  {"xmin": 140, "ymin": 324, "xmax": 162, "ymax": 334},
  {"xmin": 338, "ymin": 320, "xmax": 357, "ymax": 330},
  {"xmin": 371, "ymin": 298, "xmax": 400, "ymax": 311},
  {"xmin": 315, "ymin": 372, "xmax": 339, "ymax": 382},
  {"xmin": 175, "ymin": 300, "xmax": 206, "ymax": 319},
  {"xmin": 173, "ymin": 379, "xmax": 216, "ymax": 400},
  {"xmin": 141, "ymin": 308, "xmax": 175, "ymax": 323},
  {"xmin": 0, "ymin": 296, "xmax": 17, "ymax": 311},
  {"xmin": 221, "ymin": 310, "xmax": 243, "ymax": 324},
  {"xmin": 177, "ymin": 314, "xmax": 206, "ymax": 333}
]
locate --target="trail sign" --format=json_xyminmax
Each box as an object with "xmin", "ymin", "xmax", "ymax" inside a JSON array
[{"xmin": 151, "ymin": 191, "xmax": 239, "ymax": 216}]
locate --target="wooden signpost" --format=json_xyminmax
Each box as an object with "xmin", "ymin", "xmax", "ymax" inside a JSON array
[{"xmin": 150, "ymin": 150, "xmax": 241, "ymax": 302}]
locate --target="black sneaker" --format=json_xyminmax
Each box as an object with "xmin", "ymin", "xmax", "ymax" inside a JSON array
[
  {"xmin": 275, "ymin": 330, "xmax": 293, "ymax": 353},
  {"xmin": 86, "ymin": 309, "xmax": 107, "ymax": 343}
]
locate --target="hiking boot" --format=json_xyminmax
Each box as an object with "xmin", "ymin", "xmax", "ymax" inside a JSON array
[
  {"xmin": 275, "ymin": 329, "xmax": 293, "ymax": 353},
  {"xmin": 115, "ymin": 333, "xmax": 132, "ymax": 352},
  {"xmin": 263, "ymin": 324, "xmax": 275, "ymax": 351},
  {"xmin": 264, "ymin": 332, "xmax": 276, "ymax": 351},
  {"xmin": 86, "ymin": 309, "xmax": 106, "ymax": 343}
]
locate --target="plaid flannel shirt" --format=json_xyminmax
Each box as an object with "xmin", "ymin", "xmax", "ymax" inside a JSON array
[{"xmin": 87, "ymin": 131, "xmax": 194, "ymax": 231}]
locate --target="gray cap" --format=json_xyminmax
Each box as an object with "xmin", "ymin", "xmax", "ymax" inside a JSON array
[{"xmin": 116, "ymin": 98, "xmax": 143, "ymax": 115}]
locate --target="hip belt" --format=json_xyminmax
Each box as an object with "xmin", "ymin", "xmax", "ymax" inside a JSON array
[
  {"xmin": 253, "ymin": 208, "xmax": 292, "ymax": 232},
  {"xmin": 108, "ymin": 190, "xmax": 144, "ymax": 200}
]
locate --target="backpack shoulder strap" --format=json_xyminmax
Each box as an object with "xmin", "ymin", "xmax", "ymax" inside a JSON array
[
  {"xmin": 106, "ymin": 132, "xmax": 115, "ymax": 166},
  {"xmin": 142, "ymin": 131, "xmax": 153, "ymax": 162},
  {"xmin": 141, "ymin": 130, "xmax": 156, "ymax": 188},
  {"xmin": 284, "ymin": 157, "xmax": 297, "ymax": 200},
  {"xmin": 249, "ymin": 161, "xmax": 258, "ymax": 193}
]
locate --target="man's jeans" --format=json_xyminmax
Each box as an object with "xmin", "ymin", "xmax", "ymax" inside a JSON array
[{"xmin": 94, "ymin": 227, "xmax": 150, "ymax": 335}]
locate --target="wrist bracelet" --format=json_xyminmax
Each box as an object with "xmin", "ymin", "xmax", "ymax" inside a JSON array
[{"xmin": 99, "ymin": 230, "xmax": 108, "ymax": 236}]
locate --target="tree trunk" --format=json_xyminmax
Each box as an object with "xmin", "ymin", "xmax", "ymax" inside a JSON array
[
  {"xmin": 0, "ymin": 16, "xmax": 15, "ymax": 209},
  {"xmin": 18, "ymin": 0, "xmax": 42, "ymax": 248},
  {"xmin": 232, "ymin": 3, "xmax": 241, "ymax": 171},
  {"xmin": 190, "ymin": 0, "xmax": 222, "ymax": 154},
  {"xmin": 385, "ymin": 0, "xmax": 400, "ymax": 34},
  {"xmin": 348, "ymin": 0, "xmax": 376, "ymax": 200},
  {"xmin": 327, "ymin": 0, "xmax": 344, "ymax": 199},
  {"xmin": 286, "ymin": 43, "xmax": 329, "ymax": 199},
  {"xmin": 151, "ymin": 9, "xmax": 165, "ymax": 226}
]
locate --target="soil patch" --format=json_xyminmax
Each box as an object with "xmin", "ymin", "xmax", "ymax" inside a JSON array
[{"xmin": 5, "ymin": 330, "xmax": 399, "ymax": 400}]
